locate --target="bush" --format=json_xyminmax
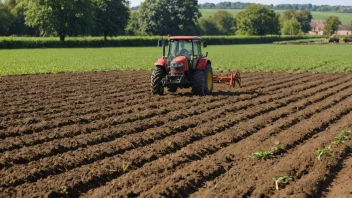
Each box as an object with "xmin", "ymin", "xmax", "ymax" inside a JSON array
[
  {"xmin": 0, "ymin": 35, "xmax": 324, "ymax": 49},
  {"xmin": 273, "ymin": 38, "xmax": 328, "ymax": 45},
  {"xmin": 328, "ymin": 35, "xmax": 340, "ymax": 43},
  {"xmin": 340, "ymin": 35, "xmax": 352, "ymax": 43}
]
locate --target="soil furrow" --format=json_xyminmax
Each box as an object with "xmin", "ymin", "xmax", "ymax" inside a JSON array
[
  {"xmin": 3, "ymin": 75, "xmax": 350, "ymax": 197},
  {"xmin": 324, "ymin": 152, "xmax": 352, "ymax": 198},
  {"xmin": 0, "ymin": 72, "xmax": 328, "ymax": 154},
  {"xmin": 84, "ymin": 80, "xmax": 352, "ymax": 197},
  {"xmin": 0, "ymin": 72, "xmax": 294, "ymax": 120},
  {"xmin": 138, "ymin": 95, "xmax": 352, "ymax": 198},
  {"xmin": 193, "ymin": 107, "xmax": 352, "ymax": 198},
  {"xmin": 1, "ymin": 71, "xmax": 352, "ymax": 198},
  {"xmin": 0, "ymin": 72, "xmax": 287, "ymax": 128},
  {"xmin": 0, "ymin": 73, "xmax": 341, "ymax": 169}
]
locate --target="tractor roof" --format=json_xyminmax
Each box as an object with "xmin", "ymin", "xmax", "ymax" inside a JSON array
[{"xmin": 169, "ymin": 36, "xmax": 202, "ymax": 41}]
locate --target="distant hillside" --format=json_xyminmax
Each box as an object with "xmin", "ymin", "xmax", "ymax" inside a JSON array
[{"xmin": 200, "ymin": 9, "xmax": 352, "ymax": 25}]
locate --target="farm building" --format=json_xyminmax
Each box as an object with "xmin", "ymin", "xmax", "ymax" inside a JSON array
[
  {"xmin": 309, "ymin": 20, "xmax": 325, "ymax": 35},
  {"xmin": 308, "ymin": 20, "xmax": 352, "ymax": 35},
  {"xmin": 337, "ymin": 24, "xmax": 352, "ymax": 35}
]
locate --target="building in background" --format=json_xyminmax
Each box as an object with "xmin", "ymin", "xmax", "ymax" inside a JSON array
[
  {"xmin": 337, "ymin": 24, "xmax": 352, "ymax": 35},
  {"xmin": 308, "ymin": 20, "xmax": 351, "ymax": 35},
  {"xmin": 309, "ymin": 20, "xmax": 325, "ymax": 35}
]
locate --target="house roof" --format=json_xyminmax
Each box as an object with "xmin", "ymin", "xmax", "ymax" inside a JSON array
[
  {"xmin": 310, "ymin": 20, "xmax": 325, "ymax": 29},
  {"xmin": 338, "ymin": 25, "xmax": 352, "ymax": 31}
]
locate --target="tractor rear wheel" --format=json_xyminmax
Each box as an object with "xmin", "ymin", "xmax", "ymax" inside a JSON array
[
  {"xmin": 192, "ymin": 64, "xmax": 213, "ymax": 95},
  {"xmin": 151, "ymin": 67, "xmax": 165, "ymax": 95}
]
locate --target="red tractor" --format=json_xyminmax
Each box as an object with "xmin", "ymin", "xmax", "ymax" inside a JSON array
[{"xmin": 151, "ymin": 36, "xmax": 213, "ymax": 95}]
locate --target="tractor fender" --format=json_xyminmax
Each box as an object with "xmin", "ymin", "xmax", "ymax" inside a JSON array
[
  {"xmin": 154, "ymin": 58, "xmax": 166, "ymax": 67},
  {"xmin": 196, "ymin": 58, "xmax": 211, "ymax": 70}
]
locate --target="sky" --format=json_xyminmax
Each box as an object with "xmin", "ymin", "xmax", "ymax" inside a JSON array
[{"xmin": 130, "ymin": 0, "xmax": 352, "ymax": 7}]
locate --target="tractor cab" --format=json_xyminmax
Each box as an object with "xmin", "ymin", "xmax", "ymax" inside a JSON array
[{"xmin": 167, "ymin": 37, "xmax": 206, "ymax": 71}]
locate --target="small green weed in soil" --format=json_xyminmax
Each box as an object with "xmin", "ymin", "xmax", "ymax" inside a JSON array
[
  {"xmin": 122, "ymin": 162, "xmax": 130, "ymax": 172},
  {"xmin": 316, "ymin": 145, "xmax": 331, "ymax": 160},
  {"xmin": 273, "ymin": 176, "xmax": 293, "ymax": 191},
  {"xmin": 252, "ymin": 142, "xmax": 282, "ymax": 160},
  {"xmin": 333, "ymin": 130, "xmax": 350, "ymax": 145},
  {"xmin": 61, "ymin": 187, "xmax": 68, "ymax": 195}
]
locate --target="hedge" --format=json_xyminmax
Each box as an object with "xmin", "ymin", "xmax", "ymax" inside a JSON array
[{"xmin": 0, "ymin": 35, "xmax": 324, "ymax": 49}]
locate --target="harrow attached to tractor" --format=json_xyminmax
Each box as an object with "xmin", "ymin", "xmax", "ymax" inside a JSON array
[
  {"xmin": 213, "ymin": 72, "xmax": 242, "ymax": 88},
  {"xmin": 151, "ymin": 35, "xmax": 241, "ymax": 96}
]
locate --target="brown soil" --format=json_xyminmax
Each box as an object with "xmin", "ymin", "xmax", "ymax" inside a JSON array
[{"xmin": 0, "ymin": 71, "xmax": 351, "ymax": 197}]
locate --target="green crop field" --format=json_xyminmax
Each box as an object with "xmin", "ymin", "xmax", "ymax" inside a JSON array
[
  {"xmin": 200, "ymin": 9, "xmax": 352, "ymax": 24},
  {"xmin": 0, "ymin": 44, "xmax": 351, "ymax": 76}
]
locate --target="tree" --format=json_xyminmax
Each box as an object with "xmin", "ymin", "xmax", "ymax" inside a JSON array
[
  {"xmin": 176, "ymin": 0, "xmax": 202, "ymax": 35},
  {"xmin": 22, "ymin": 0, "xmax": 94, "ymax": 42},
  {"xmin": 0, "ymin": 2, "xmax": 15, "ymax": 35},
  {"xmin": 298, "ymin": 11, "xmax": 313, "ymax": 32},
  {"xmin": 199, "ymin": 17, "xmax": 219, "ymax": 35},
  {"xmin": 136, "ymin": 0, "xmax": 201, "ymax": 35},
  {"xmin": 323, "ymin": 16, "xmax": 341, "ymax": 35},
  {"xmin": 213, "ymin": 10, "xmax": 236, "ymax": 35},
  {"xmin": 3, "ymin": 0, "xmax": 38, "ymax": 36},
  {"xmin": 236, "ymin": 4, "xmax": 280, "ymax": 35},
  {"xmin": 281, "ymin": 10, "xmax": 312, "ymax": 33},
  {"xmin": 93, "ymin": 0, "xmax": 129, "ymax": 41},
  {"xmin": 282, "ymin": 19, "xmax": 301, "ymax": 35},
  {"xmin": 281, "ymin": 9, "xmax": 298, "ymax": 21},
  {"xmin": 125, "ymin": 11, "xmax": 140, "ymax": 35}
]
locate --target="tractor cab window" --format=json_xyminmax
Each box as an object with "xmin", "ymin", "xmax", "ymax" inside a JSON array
[
  {"xmin": 193, "ymin": 42, "xmax": 201, "ymax": 57},
  {"xmin": 168, "ymin": 40, "xmax": 192, "ymax": 60}
]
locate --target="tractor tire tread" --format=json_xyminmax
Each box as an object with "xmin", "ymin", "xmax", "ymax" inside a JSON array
[{"xmin": 151, "ymin": 67, "xmax": 165, "ymax": 95}]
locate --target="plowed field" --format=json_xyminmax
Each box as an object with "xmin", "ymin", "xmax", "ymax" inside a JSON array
[{"xmin": 0, "ymin": 71, "xmax": 351, "ymax": 197}]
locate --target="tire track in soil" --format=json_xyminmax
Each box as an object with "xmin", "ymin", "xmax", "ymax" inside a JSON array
[
  {"xmin": 82, "ymin": 78, "xmax": 352, "ymax": 198},
  {"xmin": 0, "ymin": 73, "xmax": 337, "ymax": 170},
  {"xmin": 1, "ymin": 74, "xmax": 350, "ymax": 196}
]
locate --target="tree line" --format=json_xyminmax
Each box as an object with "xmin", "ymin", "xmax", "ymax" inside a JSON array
[
  {"xmin": 199, "ymin": 2, "xmax": 352, "ymax": 13},
  {"xmin": 199, "ymin": 6, "xmax": 314, "ymax": 36},
  {"xmin": 0, "ymin": 0, "xmax": 348, "ymax": 39},
  {"xmin": 0, "ymin": 0, "xmax": 130, "ymax": 41}
]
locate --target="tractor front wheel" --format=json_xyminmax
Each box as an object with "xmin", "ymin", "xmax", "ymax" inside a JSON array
[
  {"xmin": 192, "ymin": 64, "xmax": 213, "ymax": 95},
  {"xmin": 151, "ymin": 67, "xmax": 165, "ymax": 95}
]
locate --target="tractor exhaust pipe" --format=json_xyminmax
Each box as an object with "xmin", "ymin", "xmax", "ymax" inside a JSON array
[{"xmin": 158, "ymin": 37, "xmax": 166, "ymax": 57}]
